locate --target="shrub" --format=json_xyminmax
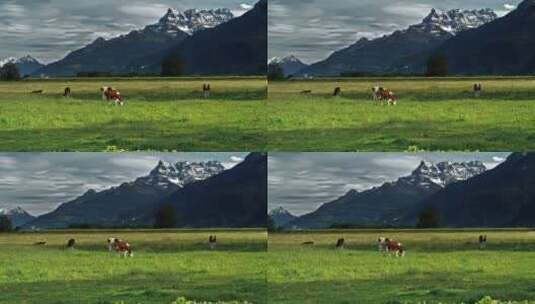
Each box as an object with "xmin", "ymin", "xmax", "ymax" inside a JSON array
[{"xmin": 0, "ymin": 215, "xmax": 12, "ymax": 232}]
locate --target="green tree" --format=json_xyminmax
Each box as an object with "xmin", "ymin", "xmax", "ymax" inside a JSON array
[
  {"xmin": 426, "ymin": 54, "xmax": 448, "ymax": 77},
  {"xmin": 154, "ymin": 205, "xmax": 177, "ymax": 228},
  {"xmin": 416, "ymin": 206, "xmax": 440, "ymax": 228},
  {"xmin": 267, "ymin": 63, "xmax": 284, "ymax": 81},
  {"xmin": 0, "ymin": 62, "xmax": 21, "ymax": 81},
  {"xmin": 0, "ymin": 215, "xmax": 13, "ymax": 232}
]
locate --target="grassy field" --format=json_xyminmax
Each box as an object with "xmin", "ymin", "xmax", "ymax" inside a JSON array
[
  {"xmin": 0, "ymin": 229, "xmax": 267, "ymax": 304},
  {"xmin": 268, "ymin": 230, "xmax": 535, "ymax": 304},
  {"xmin": 0, "ymin": 77, "xmax": 266, "ymax": 151},
  {"xmin": 268, "ymin": 77, "xmax": 535, "ymax": 151}
]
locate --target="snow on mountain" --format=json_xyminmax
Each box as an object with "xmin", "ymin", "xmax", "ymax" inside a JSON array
[
  {"xmin": 268, "ymin": 55, "xmax": 308, "ymax": 76},
  {"xmin": 269, "ymin": 206, "xmax": 297, "ymax": 227},
  {"xmin": 145, "ymin": 8, "xmax": 234, "ymax": 35},
  {"xmin": 134, "ymin": 160, "xmax": 225, "ymax": 189},
  {"xmin": 394, "ymin": 160, "xmax": 487, "ymax": 189},
  {"xmin": 410, "ymin": 8, "xmax": 498, "ymax": 36},
  {"xmin": 0, "ymin": 207, "xmax": 36, "ymax": 228},
  {"xmin": 0, "ymin": 55, "xmax": 42, "ymax": 67}
]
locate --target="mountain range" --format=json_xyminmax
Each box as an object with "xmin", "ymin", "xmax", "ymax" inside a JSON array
[
  {"xmin": 33, "ymin": 1, "xmax": 266, "ymax": 76},
  {"xmin": 161, "ymin": 0, "xmax": 267, "ymax": 76},
  {"xmin": 0, "ymin": 55, "xmax": 44, "ymax": 76},
  {"xmin": 269, "ymin": 207, "xmax": 297, "ymax": 227},
  {"xmin": 23, "ymin": 153, "xmax": 266, "ymax": 229},
  {"xmin": 268, "ymin": 55, "xmax": 308, "ymax": 76},
  {"xmin": 411, "ymin": 153, "xmax": 535, "ymax": 227},
  {"xmin": 286, "ymin": 160, "xmax": 487, "ymax": 229},
  {"xmin": 34, "ymin": 8, "xmax": 232, "ymax": 76},
  {"xmin": 0, "ymin": 207, "xmax": 35, "ymax": 228},
  {"xmin": 300, "ymin": 8, "xmax": 498, "ymax": 76}
]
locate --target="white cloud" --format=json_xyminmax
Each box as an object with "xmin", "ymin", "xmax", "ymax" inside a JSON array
[{"xmin": 504, "ymin": 3, "xmax": 516, "ymax": 10}]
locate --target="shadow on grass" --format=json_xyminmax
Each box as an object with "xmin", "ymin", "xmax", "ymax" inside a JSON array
[
  {"xmin": 268, "ymin": 272, "xmax": 535, "ymax": 304},
  {"xmin": 0, "ymin": 272, "xmax": 266, "ymax": 304}
]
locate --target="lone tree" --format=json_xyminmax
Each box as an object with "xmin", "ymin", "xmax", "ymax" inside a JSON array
[
  {"xmin": 426, "ymin": 54, "xmax": 448, "ymax": 77},
  {"xmin": 154, "ymin": 205, "xmax": 177, "ymax": 229},
  {"xmin": 0, "ymin": 62, "xmax": 21, "ymax": 81},
  {"xmin": 161, "ymin": 55, "xmax": 185, "ymax": 76},
  {"xmin": 267, "ymin": 63, "xmax": 284, "ymax": 81},
  {"xmin": 416, "ymin": 206, "xmax": 440, "ymax": 228},
  {"xmin": 0, "ymin": 215, "xmax": 13, "ymax": 232}
]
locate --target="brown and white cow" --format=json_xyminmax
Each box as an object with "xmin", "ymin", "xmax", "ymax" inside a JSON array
[
  {"xmin": 108, "ymin": 237, "xmax": 133, "ymax": 257},
  {"xmin": 385, "ymin": 238, "xmax": 405, "ymax": 257},
  {"xmin": 101, "ymin": 86, "xmax": 125, "ymax": 106},
  {"xmin": 372, "ymin": 87, "xmax": 397, "ymax": 105}
]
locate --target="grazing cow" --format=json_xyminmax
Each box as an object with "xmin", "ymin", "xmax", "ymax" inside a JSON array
[
  {"xmin": 66, "ymin": 238, "xmax": 76, "ymax": 249},
  {"xmin": 31, "ymin": 89, "xmax": 43, "ymax": 94},
  {"xmin": 335, "ymin": 238, "xmax": 345, "ymax": 250},
  {"xmin": 473, "ymin": 83, "xmax": 482, "ymax": 97},
  {"xmin": 377, "ymin": 237, "xmax": 388, "ymax": 252},
  {"xmin": 33, "ymin": 241, "xmax": 46, "ymax": 246},
  {"xmin": 302, "ymin": 241, "xmax": 314, "ymax": 246},
  {"xmin": 106, "ymin": 87, "xmax": 124, "ymax": 106},
  {"xmin": 111, "ymin": 238, "xmax": 133, "ymax": 257},
  {"xmin": 203, "ymin": 83, "xmax": 211, "ymax": 99},
  {"xmin": 63, "ymin": 87, "xmax": 71, "ymax": 97},
  {"xmin": 107, "ymin": 237, "xmax": 122, "ymax": 252},
  {"xmin": 385, "ymin": 238, "xmax": 405, "ymax": 257},
  {"xmin": 333, "ymin": 87, "xmax": 342, "ymax": 97},
  {"xmin": 372, "ymin": 87, "xmax": 397, "ymax": 105},
  {"xmin": 208, "ymin": 235, "xmax": 217, "ymax": 250},
  {"xmin": 300, "ymin": 90, "xmax": 312, "ymax": 94},
  {"xmin": 101, "ymin": 86, "xmax": 110, "ymax": 101},
  {"xmin": 478, "ymin": 235, "xmax": 487, "ymax": 249}
]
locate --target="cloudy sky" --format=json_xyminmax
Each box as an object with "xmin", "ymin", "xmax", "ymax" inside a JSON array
[
  {"xmin": 269, "ymin": 0, "xmax": 522, "ymax": 63},
  {"xmin": 269, "ymin": 153, "xmax": 511, "ymax": 216},
  {"xmin": 0, "ymin": 152, "xmax": 247, "ymax": 215},
  {"xmin": 0, "ymin": 0, "xmax": 255, "ymax": 63}
]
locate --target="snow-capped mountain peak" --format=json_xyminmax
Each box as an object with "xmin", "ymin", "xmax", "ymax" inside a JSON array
[
  {"xmin": 398, "ymin": 160, "xmax": 487, "ymax": 188},
  {"xmin": 269, "ymin": 55, "xmax": 303, "ymax": 65},
  {"xmin": 412, "ymin": 8, "xmax": 497, "ymax": 36},
  {"xmin": 0, "ymin": 206, "xmax": 29, "ymax": 216},
  {"xmin": 136, "ymin": 160, "xmax": 225, "ymax": 189},
  {"xmin": 145, "ymin": 8, "xmax": 234, "ymax": 35},
  {"xmin": 269, "ymin": 206, "xmax": 293, "ymax": 216}
]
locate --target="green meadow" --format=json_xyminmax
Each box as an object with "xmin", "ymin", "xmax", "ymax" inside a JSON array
[
  {"xmin": 0, "ymin": 77, "xmax": 266, "ymax": 151},
  {"xmin": 0, "ymin": 229, "xmax": 267, "ymax": 304},
  {"xmin": 268, "ymin": 230, "xmax": 535, "ymax": 304},
  {"xmin": 267, "ymin": 77, "xmax": 535, "ymax": 151}
]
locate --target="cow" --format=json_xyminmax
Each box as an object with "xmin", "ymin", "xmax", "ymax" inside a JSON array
[
  {"xmin": 208, "ymin": 235, "xmax": 217, "ymax": 250},
  {"xmin": 107, "ymin": 237, "xmax": 122, "ymax": 252},
  {"xmin": 372, "ymin": 86, "xmax": 397, "ymax": 105},
  {"xmin": 66, "ymin": 238, "xmax": 76, "ymax": 249},
  {"xmin": 110, "ymin": 238, "xmax": 133, "ymax": 257},
  {"xmin": 473, "ymin": 83, "xmax": 482, "ymax": 97},
  {"xmin": 384, "ymin": 238, "xmax": 405, "ymax": 257},
  {"xmin": 377, "ymin": 237, "xmax": 388, "ymax": 252},
  {"xmin": 478, "ymin": 235, "xmax": 487, "ymax": 250},
  {"xmin": 63, "ymin": 87, "xmax": 71, "ymax": 98},
  {"xmin": 101, "ymin": 86, "xmax": 125, "ymax": 105},
  {"xmin": 335, "ymin": 238, "xmax": 345, "ymax": 250},
  {"xmin": 333, "ymin": 87, "xmax": 342, "ymax": 97},
  {"xmin": 302, "ymin": 241, "xmax": 314, "ymax": 246},
  {"xmin": 203, "ymin": 83, "xmax": 211, "ymax": 99}
]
